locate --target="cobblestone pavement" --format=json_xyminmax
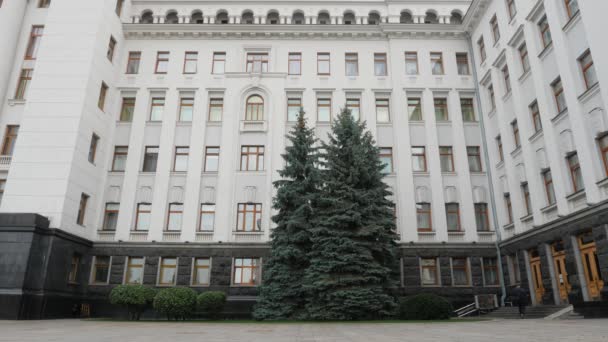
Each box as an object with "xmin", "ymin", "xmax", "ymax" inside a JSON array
[{"xmin": 1, "ymin": 319, "xmax": 607, "ymax": 342}]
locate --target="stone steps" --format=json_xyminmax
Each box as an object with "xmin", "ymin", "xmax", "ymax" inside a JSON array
[{"xmin": 484, "ymin": 305, "xmax": 569, "ymax": 319}]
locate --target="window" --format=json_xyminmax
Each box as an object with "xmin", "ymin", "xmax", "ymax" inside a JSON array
[
  {"xmin": 126, "ymin": 52, "xmax": 141, "ymax": 74},
  {"xmin": 496, "ymin": 135, "xmax": 504, "ymax": 161},
  {"xmin": 345, "ymin": 53, "xmax": 359, "ymax": 76},
  {"xmin": 519, "ymin": 44, "xmax": 530, "ymax": 73},
  {"xmin": 579, "ymin": 50, "xmax": 597, "ymax": 90},
  {"xmin": 179, "ymin": 98, "xmax": 194, "ymax": 122},
  {"xmin": 475, "ymin": 203, "xmax": 490, "ymax": 231},
  {"xmin": 88, "ymin": 133, "xmax": 99, "ymax": 164},
  {"xmin": 14, "ymin": 69, "xmax": 33, "ymax": 100},
  {"xmin": 287, "ymin": 98, "xmax": 301, "ymax": 122},
  {"xmin": 445, "ymin": 203, "xmax": 461, "ymax": 232},
  {"xmin": 346, "ymin": 98, "xmax": 360, "ymax": 121},
  {"xmin": 416, "ymin": 203, "xmax": 432, "ymax": 231},
  {"xmin": 483, "ymin": 258, "xmax": 499, "ymax": 286},
  {"xmin": 434, "ymin": 98, "xmax": 448, "ymax": 121},
  {"xmin": 374, "ymin": 53, "xmax": 387, "ymax": 76},
  {"xmin": 598, "ymin": 135, "xmax": 608, "ymax": 176},
  {"xmin": 173, "ymin": 147, "xmax": 189, "ymax": 172},
  {"xmin": 115, "ymin": 0, "xmax": 124, "ymax": 16},
  {"xmin": 212, "ymin": 52, "xmax": 226, "ymax": 74},
  {"xmin": 456, "ymin": 53, "xmax": 470, "ymax": 75},
  {"xmin": 245, "ymin": 95, "xmax": 264, "ymax": 121},
  {"xmin": 411, "ymin": 146, "xmax": 427, "ymax": 172},
  {"xmin": 504, "ymin": 193, "xmax": 513, "ymax": 224},
  {"xmin": 511, "ymin": 120, "xmax": 520, "ymax": 149},
  {"xmin": 1, "ymin": 125, "xmax": 19, "ymax": 156},
  {"xmin": 506, "ymin": 0, "xmax": 517, "ymax": 19},
  {"xmin": 317, "ymin": 98, "xmax": 331, "ymax": 122},
  {"xmin": 478, "ymin": 37, "xmax": 486, "ymax": 62},
  {"xmin": 192, "ymin": 258, "xmax": 211, "ymax": 286},
  {"xmin": 439, "ymin": 146, "xmax": 455, "ymax": 172},
  {"xmin": 149, "ymin": 97, "xmax": 165, "ymax": 121},
  {"xmin": 135, "ymin": 203, "xmax": 151, "ymax": 230},
  {"xmin": 565, "ymin": 0, "xmax": 579, "ymax": 18},
  {"xmin": 420, "ymin": 258, "xmax": 439, "ymax": 286},
  {"xmin": 200, "ymin": 204, "xmax": 215, "ymax": 231},
  {"xmin": 120, "ymin": 97, "xmax": 135, "ymax": 122},
  {"xmin": 68, "ymin": 254, "xmax": 80, "ymax": 283},
  {"xmin": 467, "ymin": 146, "xmax": 482, "ymax": 172},
  {"xmin": 490, "ymin": 15, "xmax": 500, "ymax": 43},
  {"xmin": 452, "ymin": 258, "xmax": 470, "ymax": 286},
  {"xmin": 488, "ymin": 84, "xmax": 496, "ymax": 110},
  {"xmin": 522, "ymin": 183, "xmax": 532, "ymax": 216},
  {"xmin": 408, "ymin": 98, "xmax": 422, "ymax": 121},
  {"xmin": 405, "ymin": 52, "xmax": 419, "ymax": 75},
  {"xmin": 530, "ymin": 101, "xmax": 542, "ymax": 132},
  {"xmin": 539, "ymin": 16, "xmax": 552, "ymax": 48},
  {"xmin": 98, "ymin": 82, "xmax": 108, "ymax": 111},
  {"xmin": 0, "ymin": 180, "xmax": 5, "ymax": 205},
  {"xmin": 112, "ymin": 146, "xmax": 128, "ymax": 171},
  {"xmin": 376, "ymin": 99, "xmax": 390, "ymax": 123},
  {"xmin": 77, "ymin": 193, "xmax": 89, "ymax": 226},
  {"xmin": 567, "ymin": 153, "xmax": 584, "ymax": 192},
  {"xmin": 379, "ymin": 148, "xmax": 393, "ymax": 174},
  {"xmin": 288, "ymin": 53, "xmax": 301, "ymax": 75},
  {"xmin": 430, "ymin": 52, "xmax": 444, "ymax": 75},
  {"xmin": 102, "ymin": 203, "xmax": 119, "ymax": 231},
  {"xmin": 461, "ymin": 98, "xmax": 475, "ymax": 122},
  {"xmin": 91, "ymin": 256, "xmax": 111, "ymax": 285},
  {"xmin": 208, "ymin": 98, "xmax": 223, "ymax": 121},
  {"xmin": 233, "ymin": 258, "xmax": 260, "ymax": 286},
  {"xmin": 166, "ymin": 203, "xmax": 183, "ymax": 231},
  {"xmin": 158, "ymin": 257, "xmax": 177, "ymax": 286},
  {"xmin": 38, "ymin": 0, "xmax": 51, "ymax": 8},
  {"xmin": 551, "ymin": 78, "xmax": 566, "ymax": 113},
  {"xmin": 204, "ymin": 147, "xmax": 220, "ymax": 172},
  {"xmin": 502, "ymin": 66, "xmax": 511, "ymax": 94},
  {"xmin": 124, "ymin": 257, "xmax": 144, "ymax": 284},
  {"xmin": 107, "ymin": 36, "xmax": 116, "ymax": 62},
  {"xmin": 183, "ymin": 52, "xmax": 198, "ymax": 74},
  {"xmin": 317, "ymin": 53, "xmax": 330, "ymax": 75},
  {"xmin": 142, "ymin": 146, "xmax": 159, "ymax": 172},
  {"xmin": 543, "ymin": 169, "xmax": 556, "ymax": 205},
  {"xmin": 246, "ymin": 53, "xmax": 269, "ymax": 73},
  {"xmin": 155, "ymin": 52, "xmax": 169, "ymax": 74},
  {"xmin": 25, "ymin": 26, "xmax": 44, "ymax": 59},
  {"xmin": 240, "ymin": 146, "xmax": 264, "ymax": 171},
  {"xmin": 236, "ymin": 203, "xmax": 262, "ymax": 232}
]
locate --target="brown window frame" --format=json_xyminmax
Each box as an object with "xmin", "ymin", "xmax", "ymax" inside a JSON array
[
  {"xmin": 345, "ymin": 53, "xmax": 359, "ymax": 76},
  {"xmin": 420, "ymin": 258, "xmax": 439, "ymax": 286},
  {"xmin": 445, "ymin": 203, "xmax": 461, "ymax": 232},
  {"xmin": 192, "ymin": 258, "xmax": 211, "ymax": 285},
  {"xmin": 512, "ymin": 120, "xmax": 520, "ymax": 148},
  {"xmin": 551, "ymin": 78, "xmax": 566, "ymax": 113},
  {"xmin": 149, "ymin": 97, "xmax": 165, "ymax": 121},
  {"xmin": 199, "ymin": 204, "xmax": 215, "ymax": 232},
  {"xmin": 155, "ymin": 51, "xmax": 170, "ymax": 74},
  {"xmin": 408, "ymin": 97, "xmax": 423, "ymax": 121},
  {"xmin": 530, "ymin": 101, "xmax": 542, "ymax": 132},
  {"xmin": 475, "ymin": 203, "xmax": 490, "ymax": 231},
  {"xmin": 112, "ymin": 146, "xmax": 128, "ymax": 172},
  {"xmin": 38, "ymin": 0, "xmax": 51, "ymax": 8},
  {"xmin": 1, "ymin": 125, "xmax": 19, "ymax": 156},
  {"xmin": 411, "ymin": 146, "xmax": 427, "ymax": 172},
  {"xmin": 135, "ymin": 203, "xmax": 151, "ymax": 231},
  {"xmin": 543, "ymin": 169, "xmax": 556, "ymax": 205},
  {"xmin": 439, "ymin": 146, "xmax": 455, "ymax": 172},
  {"xmin": 246, "ymin": 53, "xmax": 269, "ymax": 73},
  {"xmin": 374, "ymin": 53, "xmax": 388, "ymax": 76},
  {"xmin": 519, "ymin": 43, "xmax": 530, "ymax": 72},
  {"xmin": 204, "ymin": 146, "xmax": 220, "ymax": 173},
  {"xmin": 166, "ymin": 203, "xmax": 183, "ymax": 231},
  {"xmin": 88, "ymin": 133, "xmax": 99, "ymax": 164},
  {"xmin": 490, "ymin": 15, "xmax": 500, "ymax": 43},
  {"xmin": 287, "ymin": 98, "xmax": 302, "ymax": 122},
  {"xmin": 245, "ymin": 95, "xmax": 264, "ymax": 121},
  {"xmin": 120, "ymin": 97, "xmax": 136, "ymax": 122},
  {"xmin": 142, "ymin": 146, "xmax": 159, "ymax": 172},
  {"xmin": 379, "ymin": 147, "xmax": 393, "ymax": 174},
  {"xmin": 232, "ymin": 257, "xmax": 260, "ymax": 286},
  {"xmin": 375, "ymin": 98, "xmax": 390, "ymax": 123},
  {"xmin": 564, "ymin": 0, "xmax": 579, "ymax": 18},
  {"xmin": 346, "ymin": 98, "xmax": 360, "ymax": 121},
  {"xmin": 502, "ymin": 65, "xmax": 511, "ymax": 94},
  {"xmin": 567, "ymin": 153, "xmax": 583, "ymax": 192},
  {"xmin": 430, "ymin": 52, "xmax": 444, "ymax": 75},
  {"xmin": 478, "ymin": 37, "xmax": 486, "ymax": 62},
  {"xmin": 68, "ymin": 254, "xmax": 80, "ymax": 284},
  {"xmin": 405, "ymin": 52, "xmax": 419, "ymax": 75},
  {"xmin": 107, "ymin": 36, "xmax": 116, "ymax": 62},
  {"xmin": 178, "ymin": 97, "xmax": 194, "ymax": 122},
  {"xmin": 460, "ymin": 98, "xmax": 475, "ymax": 121},
  {"xmin": 288, "ymin": 52, "xmax": 302, "ymax": 75},
  {"xmin": 507, "ymin": 0, "xmax": 517, "ymax": 19},
  {"xmin": 416, "ymin": 203, "xmax": 433, "ymax": 232},
  {"xmin": 98, "ymin": 82, "xmax": 108, "ymax": 111},
  {"xmin": 452, "ymin": 257, "xmax": 470, "ymax": 286},
  {"xmin": 91, "ymin": 256, "xmax": 111, "ymax": 285},
  {"xmin": 77, "ymin": 193, "xmax": 89, "ymax": 226},
  {"xmin": 124, "ymin": 257, "xmax": 144, "ymax": 284},
  {"xmin": 579, "ymin": 50, "xmax": 597, "ymax": 90},
  {"xmin": 126, "ymin": 51, "xmax": 141, "ymax": 74},
  {"xmin": 505, "ymin": 193, "xmax": 513, "ymax": 224},
  {"xmin": 467, "ymin": 146, "xmax": 482, "ymax": 172},
  {"xmin": 434, "ymin": 98, "xmax": 449, "ymax": 121},
  {"xmin": 236, "ymin": 203, "xmax": 262, "ymax": 232},
  {"xmin": 488, "ymin": 84, "xmax": 496, "ymax": 110},
  {"xmin": 456, "ymin": 52, "xmax": 470, "ymax": 75},
  {"xmin": 483, "ymin": 257, "xmax": 500, "ymax": 286},
  {"xmin": 173, "ymin": 146, "xmax": 189, "ymax": 172},
  {"xmin": 317, "ymin": 98, "xmax": 332, "ymax": 122},
  {"xmin": 208, "ymin": 98, "xmax": 223, "ymax": 122},
  {"xmin": 539, "ymin": 16, "xmax": 552, "ymax": 48},
  {"xmin": 497, "ymin": 135, "xmax": 504, "ymax": 161},
  {"xmin": 183, "ymin": 51, "xmax": 198, "ymax": 74},
  {"xmin": 212, "ymin": 52, "xmax": 226, "ymax": 74},
  {"xmin": 240, "ymin": 145, "xmax": 264, "ymax": 171},
  {"xmin": 102, "ymin": 203, "xmax": 119, "ymax": 231},
  {"xmin": 158, "ymin": 257, "xmax": 178, "ymax": 286},
  {"xmin": 522, "ymin": 182, "xmax": 532, "ymax": 216},
  {"xmin": 14, "ymin": 69, "xmax": 33, "ymax": 100},
  {"xmin": 598, "ymin": 135, "xmax": 608, "ymax": 177},
  {"xmin": 317, "ymin": 53, "xmax": 331, "ymax": 76},
  {"xmin": 115, "ymin": 0, "xmax": 124, "ymax": 16},
  {"xmin": 25, "ymin": 26, "xmax": 44, "ymax": 60}
]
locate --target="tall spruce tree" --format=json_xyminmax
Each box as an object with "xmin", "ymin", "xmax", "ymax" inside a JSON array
[
  {"xmin": 303, "ymin": 108, "xmax": 399, "ymax": 320},
  {"xmin": 253, "ymin": 110, "xmax": 320, "ymax": 320}
]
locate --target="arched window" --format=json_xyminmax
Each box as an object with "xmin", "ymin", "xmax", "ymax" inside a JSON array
[
  {"xmin": 241, "ymin": 10, "xmax": 254, "ymax": 24},
  {"xmin": 424, "ymin": 10, "xmax": 439, "ymax": 24},
  {"xmin": 165, "ymin": 11, "xmax": 179, "ymax": 24},
  {"xmin": 292, "ymin": 11, "xmax": 305, "ymax": 24},
  {"xmin": 267, "ymin": 11, "xmax": 279, "ymax": 24},
  {"xmin": 450, "ymin": 11, "xmax": 463, "ymax": 24},
  {"xmin": 141, "ymin": 10, "xmax": 154, "ymax": 24},
  {"xmin": 216, "ymin": 11, "xmax": 229, "ymax": 24},
  {"xmin": 191, "ymin": 11, "xmax": 204, "ymax": 24},
  {"xmin": 343, "ymin": 11, "xmax": 356, "ymax": 25},
  {"xmin": 318, "ymin": 11, "xmax": 331, "ymax": 25},
  {"xmin": 368, "ymin": 12, "xmax": 381, "ymax": 25},
  {"xmin": 245, "ymin": 95, "xmax": 264, "ymax": 121},
  {"xmin": 400, "ymin": 11, "xmax": 413, "ymax": 24}
]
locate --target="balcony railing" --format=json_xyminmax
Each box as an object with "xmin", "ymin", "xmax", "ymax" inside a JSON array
[
  {"xmin": 195, "ymin": 232, "xmax": 213, "ymax": 242},
  {"xmin": 97, "ymin": 231, "xmax": 116, "ymax": 241},
  {"xmin": 163, "ymin": 231, "xmax": 181, "ymax": 242},
  {"xmin": 129, "ymin": 231, "xmax": 148, "ymax": 242},
  {"xmin": 477, "ymin": 231, "xmax": 496, "ymax": 243},
  {"xmin": 232, "ymin": 231, "xmax": 263, "ymax": 242},
  {"xmin": 0, "ymin": 155, "xmax": 12, "ymax": 171}
]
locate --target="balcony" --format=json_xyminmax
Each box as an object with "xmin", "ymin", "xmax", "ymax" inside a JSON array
[
  {"xmin": 163, "ymin": 231, "xmax": 181, "ymax": 242},
  {"xmin": 97, "ymin": 231, "xmax": 115, "ymax": 241},
  {"xmin": 0, "ymin": 155, "xmax": 12, "ymax": 171},
  {"xmin": 195, "ymin": 232, "xmax": 213, "ymax": 242},
  {"xmin": 417, "ymin": 231, "xmax": 436, "ymax": 243},
  {"xmin": 240, "ymin": 120, "xmax": 267, "ymax": 132},
  {"xmin": 447, "ymin": 231, "xmax": 466, "ymax": 243},
  {"xmin": 129, "ymin": 231, "xmax": 148, "ymax": 242},
  {"xmin": 477, "ymin": 231, "xmax": 496, "ymax": 243},
  {"xmin": 232, "ymin": 231, "xmax": 263, "ymax": 242}
]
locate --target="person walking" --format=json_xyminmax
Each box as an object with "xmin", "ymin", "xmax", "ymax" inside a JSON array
[{"xmin": 512, "ymin": 284, "xmax": 529, "ymax": 319}]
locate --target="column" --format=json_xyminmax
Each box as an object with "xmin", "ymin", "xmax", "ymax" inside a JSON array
[
  {"xmin": 591, "ymin": 224, "xmax": 608, "ymax": 300},
  {"xmin": 563, "ymin": 235, "xmax": 585, "ymax": 303}
]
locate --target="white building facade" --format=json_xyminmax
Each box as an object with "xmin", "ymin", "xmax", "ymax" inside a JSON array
[{"xmin": 0, "ymin": 0, "xmax": 605, "ymax": 319}]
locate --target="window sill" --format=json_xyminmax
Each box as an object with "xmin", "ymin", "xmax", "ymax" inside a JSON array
[
  {"xmin": 171, "ymin": 171, "xmax": 188, "ymax": 175},
  {"xmin": 190, "ymin": 284, "xmax": 211, "ymax": 288},
  {"xmin": 89, "ymin": 282, "xmax": 110, "ymax": 286},
  {"xmin": 470, "ymin": 171, "xmax": 486, "ymax": 176},
  {"xmin": 562, "ymin": 11, "xmax": 581, "ymax": 33},
  {"xmin": 7, "ymin": 99, "xmax": 26, "ymax": 106},
  {"xmin": 413, "ymin": 171, "xmax": 430, "ymax": 176},
  {"xmin": 540, "ymin": 203, "xmax": 557, "ymax": 214},
  {"xmin": 441, "ymin": 172, "xmax": 457, "ymax": 176},
  {"xmin": 230, "ymin": 284, "xmax": 259, "ymax": 288},
  {"xmin": 528, "ymin": 129, "xmax": 543, "ymax": 143},
  {"xmin": 510, "ymin": 146, "xmax": 522, "ymax": 158},
  {"xmin": 67, "ymin": 282, "xmax": 80, "ymax": 286},
  {"xmin": 436, "ymin": 121, "xmax": 452, "ymax": 125},
  {"xmin": 551, "ymin": 108, "xmax": 569, "ymax": 125},
  {"xmin": 566, "ymin": 189, "xmax": 586, "ymax": 202},
  {"xmin": 139, "ymin": 171, "xmax": 156, "ymax": 176},
  {"xmin": 578, "ymin": 82, "xmax": 600, "ymax": 104},
  {"xmin": 376, "ymin": 122, "xmax": 392, "ymax": 126},
  {"xmin": 146, "ymin": 121, "xmax": 162, "ymax": 126},
  {"xmin": 176, "ymin": 121, "xmax": 192, "ymax": 126},
  {"xmin": 156, "ymin": 283, "xmax": 177, "ymax": 288},
  {"xmin": 502, "ymin": 223, "xmax": 515, "ymax": 230},
  {"xmin": 463, "ymin": 121, "xmax": 479, "ymax": 126},
  {"xmin": 502, "ymin": 91, "xmax": 512, "ymax": 102},
  {"xmin": 409, "ymin": 121, "xmax": 425, "ymax": 126},
  {"xmin": 487, "ymin": 108, "xmax": 496, "ymax": 118},
  {"xmin": 108, "ymin": 170, "xmax": 125, "ymax": 174},
  {"xmin": 116, "ymin": 121, "xmax": 132, "ymax": 126},
  {"xmin": 508, "ymin": 14, "xmax": 518, "ymax": 26},
  {"xmin": 235, "ymin": 171, "xmax": 266, "ymax": 176},
  {"xmin": 537, "ymin": 42, "xmax": 554, "ymax": 60},
  {"xmin": 596, "ymin": 176, "xmax": 608, "ymax": 188},
  {"xmin": 202, "ymin": 171, "xmax": 218, "ymax": 176},
  {"xmin": 518, "ymin": 69, "xmax": 532, "ymax": 83},
  {"xmin": 520, "ymin": 214, "xmax": 533, "ymax": 223},
  {"xmin": 495, "ymin": 160, "xmax": 504, "ymax": 169},
  {"xmin": 207, "ymin": 121, "xmax": 222, "ymax": 126}
]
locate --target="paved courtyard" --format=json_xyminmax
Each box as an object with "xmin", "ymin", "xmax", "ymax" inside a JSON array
[{"xmin": 1, "ymin": 319, "xmax": 607, "ymax": 342}]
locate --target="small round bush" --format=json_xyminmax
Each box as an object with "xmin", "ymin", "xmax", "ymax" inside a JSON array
[
  {"xmin": 399, "ymin": 294, "xmax": 453, "ymax": 320},
  {"xmin": 109, "ymin": 285, "xmax": 156, "ymax": 320},
  {"xmin": 197, "ymin": 291, "xmax": 227, "ymax": 319},
  {"xmin": 153, "ymin": 287, "xmax": 197, "ymax": 320}
]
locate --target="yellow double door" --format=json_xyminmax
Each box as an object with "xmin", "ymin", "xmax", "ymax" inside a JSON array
[{"xmin": 579, "ymin": 236, "xmax": 604, "ymax": 300}]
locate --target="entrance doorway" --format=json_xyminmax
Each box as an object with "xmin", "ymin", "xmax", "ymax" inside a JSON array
[
  {"xmin": 578, "ymin": 232, "xmax": 605, "ymax": 300},
  {"xmin": 529, "ymin": 248, "xmax": 545, "ymax": 305},
  {"xmin": 551, "ymin": 240, "xmax": 571, "ymax": 303}
]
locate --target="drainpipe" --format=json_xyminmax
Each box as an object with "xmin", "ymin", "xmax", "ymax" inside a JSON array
[{"xmin": 465, "ymin": 32, "xmax": 507, "ymax": 307}]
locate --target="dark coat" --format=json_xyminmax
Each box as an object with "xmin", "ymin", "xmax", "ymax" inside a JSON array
[{"xmin": 512, "ymin": 287, "xmax": 529, "ymax": 306}]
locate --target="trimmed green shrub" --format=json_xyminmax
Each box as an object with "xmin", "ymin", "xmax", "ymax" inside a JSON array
[
  {"xmin": 399, "ymin": 294, "xmax": 453, "ymax": 320},
  {"xmin": 197, "ymin": 291, "xmax": 227, "ymax": 319},
  {"xmin": 109, "ymin": 285, "xmax": 157, "ymax": 320},
  {"xmin": 153, "ymin": 287, "xmax": 197, "ymax": 320}
]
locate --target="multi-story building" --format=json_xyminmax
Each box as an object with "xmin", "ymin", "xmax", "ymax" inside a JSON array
[{"xmin": 0, "ymin": 0, "xmax": 605, "ymax": 319}]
